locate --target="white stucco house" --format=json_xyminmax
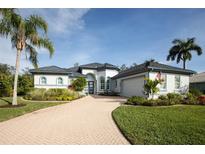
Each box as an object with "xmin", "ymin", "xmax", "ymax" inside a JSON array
[
  {"xmin": 29, "ymin": 63, "xmax": 119, "ymax": 94},
  {"xmin": 29, "ymin": 61, "xmax": 195, "ymax": 98}
]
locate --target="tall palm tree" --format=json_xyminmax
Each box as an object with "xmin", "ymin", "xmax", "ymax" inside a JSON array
[
  {"xmin": 167, "ymin": 37, "xmax": 202, "ymax": 69},
  {"xmin": 0, "ymin": 9, "xmax": 54, "ymax": 105}
]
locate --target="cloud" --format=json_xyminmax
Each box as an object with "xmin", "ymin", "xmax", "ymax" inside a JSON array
[
  {"xmin": 0, "ymin": 9, "xmax": 91, "ymax": 70},
  {"xmin": 20, "ymin": 8, "xmax": 90, "ymax": 36}
]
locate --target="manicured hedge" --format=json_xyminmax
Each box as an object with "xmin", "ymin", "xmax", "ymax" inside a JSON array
[{"xmin": 126, "ymin": 92, "xmax": 203, "ymax": 106}]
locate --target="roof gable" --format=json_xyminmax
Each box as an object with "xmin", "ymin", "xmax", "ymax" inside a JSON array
[{"xmin": 112, "ymin": 62, "xmax": 196, "ymax": 79}]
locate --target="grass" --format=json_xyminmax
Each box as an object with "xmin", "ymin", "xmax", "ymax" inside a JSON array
[
  {"xmin": 0, "ymin": 97, "xmax": 66, "ymax": 122},
  {"xmin": 112, "ymin": 105, "xmax": 205, "ymax": 145}
]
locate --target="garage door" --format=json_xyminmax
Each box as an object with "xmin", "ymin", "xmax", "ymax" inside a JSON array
[{"xmin": 121, "ymin": 76, "xmax": 145, "ymax": 97}]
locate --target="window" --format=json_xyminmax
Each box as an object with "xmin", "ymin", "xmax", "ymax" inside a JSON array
[
  {"xmin": 100, "ymin": 76, "xmax": 105, "ymax": 90},
  {"xmin": 57, "ymin": 77, "xmax": 63, "ymax": 85},
  {"xmin": 107, "ymin": 77, "xmax": 110, "ymax": 90},
  {"xmin": 160, "ymin": 74, "xmax": 166, "ymax": 89},
  {"xmin": 175, "ymin": 75, "xmax": 180, "ymax": 89},
  {"xmin": 40, "ymin": 77, "xmax": 47, "ymax": 85}
]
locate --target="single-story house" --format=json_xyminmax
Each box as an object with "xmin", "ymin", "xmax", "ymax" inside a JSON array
[
  {"xmin": 111, "ymin": 61, "xmax": 195, "ymax": 98},
  {"xmin": 29, "ymin": 61, "xmax": 195, "ymax": 98},
  {"xmin": 29, "ymin": 63, "xmax": 119, "ymax": 94},
  {"xmin": 190, "ymin": 72, "xmax": 205, "ymax": 94}
]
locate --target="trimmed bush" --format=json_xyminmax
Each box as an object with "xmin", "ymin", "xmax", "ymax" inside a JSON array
[
  {"xmin": 71, "ymin": 77, "xmax": 87, "ymax": 91},
  {"xmin": 127, "ymin": 96, "xmax": 146, "ymax": 105},
  {"xmin": 158, "ymin": 95, "xmax": 168, "ymax": 100},
  {"xmin": 183, "ymin": 93, "xmax": 198, "ymax": 105},
  {"xmin": 167, "ymin": 93, "xmax": 183, "ymax": 105}
]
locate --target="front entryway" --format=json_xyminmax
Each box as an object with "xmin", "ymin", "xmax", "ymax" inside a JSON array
[{"xmin": 88, "ymin": 81, "xmax": 94, "ymax": 94}]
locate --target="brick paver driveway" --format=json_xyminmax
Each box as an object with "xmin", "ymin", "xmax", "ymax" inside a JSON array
[{"xmin": 0, "ymin": 95, "xmax": 129, "ymax": 145}]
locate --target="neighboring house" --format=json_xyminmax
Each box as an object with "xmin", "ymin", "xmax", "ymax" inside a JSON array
[
  {"xmin": 190, "ymin": 72, "xmax": 205, "ymax": 94},
  {"xmin": 111, "ymin": 61, "xmax": 195, "ymax": 98},
  {"xmin": 29, "ymin": 63, "xmax": 119, "ymax": 94}
]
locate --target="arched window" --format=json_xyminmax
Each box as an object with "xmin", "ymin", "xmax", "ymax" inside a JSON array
[
  {"xmin": 107, "ymin": 77, "xmax": 111, "ymax": 90},
  {"xmin": 57, "ymin": 77, "xmax": 63, "ymax": 85},
  {"xmin": 40, "ymin": 77, "xmax": 47, "ymax": 85},
  {"xmin": 100, "ymin": 76, "xmax": 105, "ymax": 90}
]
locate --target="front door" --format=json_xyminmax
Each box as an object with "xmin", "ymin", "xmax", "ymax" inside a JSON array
[{"xmin": 88, "ymin": 81, "xmax": 94, "ymax": 94}]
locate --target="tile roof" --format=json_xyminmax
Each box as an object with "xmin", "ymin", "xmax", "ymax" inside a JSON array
[
  {"xmin": 29, "ymin": 63, "xmax": 119, "ymax": 77},
  {"xmin": 190, "ymin": 72, "xmax": 205, "ymax": 83},
  {"xmin": 29, "ymin": 66, "xmax": 69, "ymax": 74},
  {"xmin": 112, "ymin": 61, "xmax": 196, "ymax": 79},
  {"xmin": 79, "ymin": 62, "xmax": 119, "ymax": 70}
]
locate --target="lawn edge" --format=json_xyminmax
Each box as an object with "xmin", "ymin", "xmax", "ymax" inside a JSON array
[
  {"xmin": 111, "ymin": 106, "xmax": 133, "ymax": 145},
  {"xmin": 0, "ymin": 96, "xmax": 86, "ymax": 123}
]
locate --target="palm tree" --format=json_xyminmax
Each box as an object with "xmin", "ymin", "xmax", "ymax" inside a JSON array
[
  {"xmin": 167, "ymin": 37, "xmax": 202, "ymax": 69},
  {"xmin": 0, "ymin": 9, "xmax": 54, "ymax": 105}
]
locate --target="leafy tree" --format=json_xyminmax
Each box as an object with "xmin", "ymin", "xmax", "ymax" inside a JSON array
[
  {"xmin": 0, "ymin": 9, "xmax": 54, "ymax": 105},
  {"xmin": 74, "ymin": 62, "xmax": 79, "ymax": 67},
  {"xmin": 167, "ymin": 37, "xmax": 202, "ymax": 69},
  {"xmin": 18, "ymin": 70, "xmax": 33, "ymax": 95},
  {"xmin": 120, "ymin": 64, "xmax": 128, "ymax": 71},
  {"xmin": 71, "ymin": 77, "xmax": 87, "ymax": 91},
  {"xmin": 144, "ymin": 78, "xmax": 163, "ymax": 99},
  {"xmin": 0, "ymin": 63, "xmax": 15, "ymax": 75},
  {"xmin": 0, "ymin": 74, "xmax": 13, "ymax": 97}
]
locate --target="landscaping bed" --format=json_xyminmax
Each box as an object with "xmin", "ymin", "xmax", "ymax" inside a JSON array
[
  {"xmin": 24, "ymin": 88, "xmax": 84, "ymax": 101},
  {"xmin": 112, "ymin": 105, "xmax": 205, "ymax": 144}
]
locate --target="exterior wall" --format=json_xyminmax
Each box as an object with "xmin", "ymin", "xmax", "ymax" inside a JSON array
[
  {"xmin": 149, "ymin": 72, "xmax": 190, "ymax": 99},
  {"xmin": 34, "ymin": 74, "xmax": 69, "ymax": 89}
]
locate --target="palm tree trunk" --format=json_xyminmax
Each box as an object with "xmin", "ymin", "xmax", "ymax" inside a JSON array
[
  {"xmin": 183, "ymin": 60, "xmax": 186, "ymax": 69},
  {"xmin": 12, "ymin": 49, "xmax": 21, "ymax": 106}
]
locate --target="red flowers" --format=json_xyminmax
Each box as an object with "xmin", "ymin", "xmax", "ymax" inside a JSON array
[{"xmin": 198, "ymin": 95, "xmax": 205, "ymax": 105}]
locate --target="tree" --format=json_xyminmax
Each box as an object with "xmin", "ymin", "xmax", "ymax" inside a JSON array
[
  {"xmin": 120, "ymin": 64, "xmax": 128, "ymax": 71},
  {"xmin": 167, "ymin": 37, "xmax": 202, "ymax": 69},
  {"xmin": 0, "ymin": 63, "xmax": 14, "ymax": 97},
  {"xmin": 71, "ymin": 77, "xmax": 87, "ymax": 91},
  {"xmin": 18, "ymin": 69, "xmax": 34, "ymax": 95},
  {"xmin": 0, "ymin": 9, "xmax": 54, "ymax": 105},
  {"xmin": 74, "ymin": 62, "xmax": 79, "ymax": 67},
  {"xmin": 144, "ymin": 78, "xmax": 163, "ymax": 99}
]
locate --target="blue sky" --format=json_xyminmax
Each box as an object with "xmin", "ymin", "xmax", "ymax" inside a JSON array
[{"xmin": 0, "ymin": 9, "xmax": 205, "ymax": 72}]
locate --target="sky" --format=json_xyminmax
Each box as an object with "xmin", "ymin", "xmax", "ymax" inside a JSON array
[{"xmin": 0, "ymin": 8, "xmax": 205, "ymax": 72}]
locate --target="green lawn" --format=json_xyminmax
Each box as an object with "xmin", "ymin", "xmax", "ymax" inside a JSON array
[
  {"xmin": 112, "ymin": 105, "xmax": 205, "ymax": 145},
  {"xmin": 0, "ymin": 97, "xmax": 66, "ymax": 122}
]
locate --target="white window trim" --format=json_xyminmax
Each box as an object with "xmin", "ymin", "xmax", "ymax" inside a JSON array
[
  {"xmin": 160, "ymin": 74, "xmax": 167, "ymax": 91},
  {"xmin": 40, "ymin": 76, "xmax": 47, "ymax": 85},
  {"xmin": 57, "ymin": 77, "xmax": 63, "ymax": 85},
  {"xmin": 100, "ymin": 77, "xmax": 105, "ymax": 90},
  {"xmin": 175, "ymin": 75, "xmax": 181, "ymax": 90}
]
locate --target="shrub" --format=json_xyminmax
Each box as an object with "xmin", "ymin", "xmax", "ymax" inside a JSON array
[
  {"xmin": 24, "ymin": 88, "xmax": 80, "ymax": 101},
  {"xmin": 0, "ymin": 74, "xmax": 13, "ymax": 97},
  {"xmin": 167, "ymin": 93, "xmax": 183, "ymax": 105},
  {"xmin": 71, "ymin": 77, "xmax": 87, "ymax": 91},
  {"xmin": 198, "ymin": 95, "xmax": 205, "ymax": 105},
  {"xmin": 25, "ymin": 88, "xmax": 46, "ymax": 100},
  {"xmin": 184, "ymin": 93, "xmax": 198, "ymax": 105},
  {"xmin": 189, "ymin": 88, "xmax": 203, "ymax": 97},
  {"xmin": 127, "ymin": 96, "xmax": 146, "ymax": 105},
  {"xmin": 158, "ymin": 95, "xmax": 168, "ymax": 100}
]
